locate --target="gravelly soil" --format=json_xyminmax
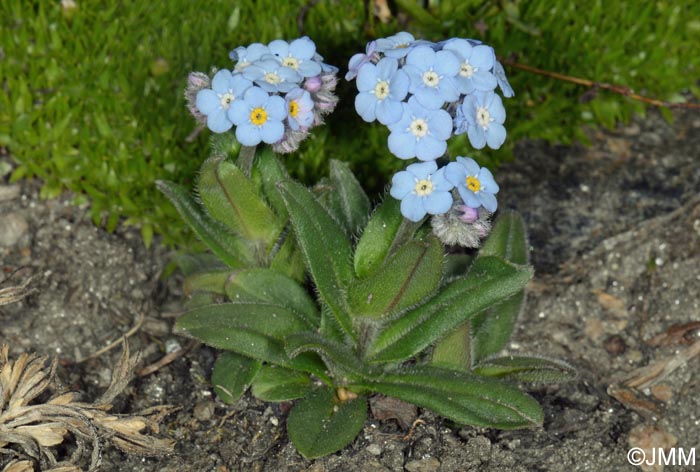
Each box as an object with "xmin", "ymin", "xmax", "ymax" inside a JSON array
[{"xmin": 1, "ymin": 108, "xmax": 699, "ymax": 472}]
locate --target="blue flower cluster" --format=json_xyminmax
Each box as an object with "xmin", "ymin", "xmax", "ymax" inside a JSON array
[
  {"xmin": 348, "ymin": 32, "xmax": 510, "ymax": 222},
  {"xmin": 187, "ymin": 37, "xmax": 338, "ymax": 153}
]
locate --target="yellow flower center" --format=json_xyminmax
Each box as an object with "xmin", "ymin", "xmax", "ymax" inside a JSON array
[
  {"xmin": 459, "ymin": 62, "xmax": 474, "ymax": 78},
  {"xmin": 282, "ymin": 57, "xmax": 299, "ymax": 70},
  {"xmin": 409, "ymin": 118, "xmax": 429, "ymax": 138},
  {"xmin": 375, "ymin": 80, "xmax": 390, "ymax": 100},
  {"xmin": 219, "ymin": 92, "xmax": 235, "ymax": 109},
  {"xmin": 422, "ymin": 71, "xmax": 440, "ymax": 87},
  {"xmin": 466, "ymin": 176, "xmax": 481, "ymax": 192},
  {"xmin": 414, "ymin": 179, "xmax": 434, "ymax": 196},
  {"xmin": 264, "ymin": 72, "xmax": 281, "ymax": 84},
  {"xmin": 476, "ymin": 106, "xmax": 491, "ymax": 128},
  {"xmin": 250, "ymin": 107, "xmax": 268, "ymax": 126},
  {"xmin": 288, "ymin": 100, "xmax": 299, "ymax": 118}
]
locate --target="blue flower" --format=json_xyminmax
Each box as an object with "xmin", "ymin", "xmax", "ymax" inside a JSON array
[
  {"xmin": 354, "ymin": 57, "xmax": 408, "ymax": 125},
  {"xmin": 228, "ymin": 86, "xmax": 287, "ymax": 146},
  {"xmin": 442, "ymin": 39, "xmax": 497, "ymax": 94},
  {"xmin": 458, "ymin": 91, "xmax": 506, "ymax": 150},
  {"xmin": 229, "ymin": 43, "xmax": 270, "ymax": 72},
  {"xmin": 444, "ymin": 156, "xmax": 499, "ymax": 212},
  {"xmin": 492, "ymin": 61, "xmax": 515, "ymax": 98},
  {"xmin": 403, "ymin": 45, "xmax": 460, "ymax": 109},
  {"xmin": 390, "ymin": 161, "xmax": 454, "ymax": 222},
  {"xmin": 268, "ymin": 37, "xmax": 322, "ymax": 78},
  {"xmin": 242, "ymin": 59, "xmax": 301, "ymax": 93},
  {"xmin": 285, "ymin": 88, "xmax": 314, "ymax": 130},
  {"xmin": 195, "ymin": 69, "xmax": 252, "ymax": 133},
  {"xmin": 388, "ymin": 97, "xmax": 453, "ymax": 161},
  {"xmin": 376, "ymin": 32, "xmax": 416, "ymax": 59},
  {"xmin": 345, "ymin": 40, "xmax": 378, "ymax": 81}
]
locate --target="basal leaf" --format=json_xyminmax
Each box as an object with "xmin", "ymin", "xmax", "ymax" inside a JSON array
[
  {"xmin": 251, "ymin": 365, "xmax": 313, "ymax": 402},
  {"xmin": 211, "ymin": 351, "xmax": 261, "ymax": 404},
  {"xmin": 278, "ymin": 180, "xmax": 355, "ymax": 339},
  {"xmin": 184, "ymin": 269, "xmax": 233, "ymax": 296},
  {"xmin": 285, "ymin": 331, "xmax": 368, "ymax": 380},
  {"xmin": 473, "ymin": 355, "xmax": 577, "ymax": 384},
  {"xmin": 357, "ymin": 366, "xmax": 543, "ymax": 429},
  {"xmin": 367, "ymin": 256, "xmax": 533, "ymax": 363},
  {"xmin": 287, "ymin": 387, "xmax": 367, "ymax": 459},
  {"xmin": 430, "ymin": 321, "xmax": 471, "ymax": 371},
  {"xmin": 225, "ymin": 268, "xmax": 319, "ymax": 327},
  {"xmin": 353, "ymin": 197, "xmax": 403, "ymax": 278},
  {"xmin": 156, "ymin": 180, "xmax": 250, "ymax": 268},
  {"xmin": 348, "ymin": 236, "xmax": 443, "ymax": 319}
]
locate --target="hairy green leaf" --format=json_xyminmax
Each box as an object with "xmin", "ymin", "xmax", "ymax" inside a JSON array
[
  {"xmin": 367, "ymin": 256, "xmax": 533, "ymax": 363},
  {"xmin": 225, "ymin": 268, "xmax": 319, "ymax": 327},
  {"xmin": 156, "ymin": 180, "xmax": 250, "ymax": 268},
  {"xmin": 251, "ymin": 365, "xmax": 313, "ymax": 402},
  {"xmin": 328, "ymin": 159, "xmax": 370, "ymax": 234},
  {"xmin": 253, "ymin": 146, "xmax": 290, "ymax": 219},
  {"xmin": 211, "ymin": 351, "xmax": 261, "ymax": 404},
  {"xmin": 430, "ymin": 321, "xmax": 471, "ymax": 371},
  {"xmin": 357, "ymin": 366, "xmax": 543, "ymax": 428},
  {"xmin": 285, "ymin": 331, "xmax": 367, "ymax": 380},
  {"xmin": 198, "ymin": 156, "xmax": 282, "ymax": 248},
  {"xmin": 287, "ymin": 387, "xmax": 367, "ymax": 459},
  {"xmin": 473, "ymin": 356, "xmax": 577, "ymax": 384},
  {"xmin": 278, "ymin": 180, "xmax": 355, "ymax": 339},
  {"xmin": 353, "ymin": 197, "xmax": 403, "ymax": 278},
  {"xmin": 479, "ymin": 210, "xmax": 529, "ymax": 265},
  {"xmin": 348, "ymin": 236, "xmax": 443, "ymax": 319},
  {"xmin": 184, "ymin": 269, "xmax": 233, "ymax": 296}
]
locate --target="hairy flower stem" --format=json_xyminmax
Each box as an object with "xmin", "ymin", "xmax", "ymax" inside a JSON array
[
  {"xmin": 238, "ymin": 145, "xmax": 257, "ymax": 177},
  {"xmin": 387, "ymin": 217, "xmax": 424, "ymax": 259}
]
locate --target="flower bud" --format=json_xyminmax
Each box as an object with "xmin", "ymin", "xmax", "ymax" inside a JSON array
[
  {"xmin": 431, "ymin": 200, "xmax": 492, "ymax": 248},
  {"xmin": 184, "ymin": 71, "xmax": 211, "ymax": 125},
  {"xmin": 303, "ymin": 76, "xmax": 323, "ymax": 93}
]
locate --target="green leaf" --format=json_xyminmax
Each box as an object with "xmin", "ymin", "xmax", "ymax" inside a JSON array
[
  {"xmin": 353, "ymin": 197, "xmax": 403, "ymax": 278},
  {"xmin": 479, "ymin": 210, "xmax": 529, "ymax": 265},
  {"xmin": 278, "ymin": 180, "xmax": 355, "ymax": 339},
  {"xmin": 173, "ymin": 253, "xmax": 228, "ymax": 277},
  {"xmin": 176, "ymin": 303, "xmax": 321, "ymax": 375},
  {"xmin": 327, "ymin": 159, "xmax": 370, "ymax": 234},
  {"xmin": 473, "ymin": 356, "xmax": 577, "ymax": 384},
  {"xmin": 156, "ymin": 180, "xmax": 249, "ymax": 268},
  {"xmin": 367, "ymin": 256, "xmax": 533, "ymax": 363},
  {"xmin": 269, "ymin": 230, "xmax": 305, "ymax": 282},
  {"xmin": 285, "ymin": 331, "xmax": 371, "ymax": 381},
  {"xmin": 252, "ymin": 146, "xmax": 290, "ymax": 219},
  {"xmin": 184, "ymin": 269, "xmax": 233, "ymax": 296},
  {"xmin": 225, "ymin": 268, "xmax": 319, "ymax": 328},
  {"xmin": 471, "ymin": 211, "xmax": 530, "ymax": 363},
  {"xmin": 251, "ymin": 365, "xmax": 313, "ymax": 402},
  {"xmin": 348, "ymin": 236, "xmax": 443, "ymax": 319},
  {"xmin": 357, "ymin": 366, "xmax": 543, "ymax": 429},
  {"xmin": 287, "ymin": 387, "xmax": 367, "ymax": 459},
  {"xmin": 211, "ymin": 351, "xmax": 261, "ymax": 404},
  {"xmin": 430, "ymin": 321, "xmax": 471, "ymax": 371},
  {"xmin": 443, "ymin": 254, "xmax": 474, "ymax": 281},
  {"xmin": 198, "ymin": 156, "xmax": 282, "ymax": 248}
]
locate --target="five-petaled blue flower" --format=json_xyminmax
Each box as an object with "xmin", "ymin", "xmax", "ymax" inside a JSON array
[
  {"xmin": 376, "ymin": 32, "xmax": 416, "ymax": 59},
  {"xmin": 458, "ymin": 91, "xmax": 506, "ymax": 150},
  {"xmin": 442, "ymin": 39, "xmax": 497, "ymax": 94},
  {"xmin": 403, "ymin": 45, "xmax": 460, "ymax": 109},
  {"xmin": 390, "ymin": 161, "xmax": 454, "ymax": 222},
  {"xmin": 445, "ymin": 156, "xmax": 499, "ymax": 212},
  {"xmin": 242, "ymin": 58, "xmax": 301, "ymax": 93},
  {"xmin": 228, "ymin": 86, "xmax": 287, "ymax": 146},
  {"xmin": 388, "ymin": 97, "xmax": 452, "ymax": 161},
  {"xmin": 196, "ymin": 69, "xmax": 252, "ymax": 133},
  {"xmin": 229, "ymin": 43, "xmax": 270, "ymax": 72},
  {"xmin": 268, "ymin": 37, "xmax": 322, "ymax": 78},
  {"xmin": 354, "ymin": 57, "xmax": 409, "ymax": 125},
  {"xmin": 285, "ymin": 88, "xmax": 314, "ymax": 130}
]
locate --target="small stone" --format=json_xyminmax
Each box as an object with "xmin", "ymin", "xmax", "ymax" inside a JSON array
[
  {"xmin": 404, "ymin": 457, "xmax": 440, "ymax": 472},
  {"xmin": 0, "ymin": 184, "xmax": 20, "ymax": 201},
  {"xmin": 193, "ymin": 400, "xmax": 215, "ymax": 421},
  {"xmin": 650, "ymin": 384, "xmax": 673, "ymax": 403},
  {"xmin": 0, "ymin": 212, "xmax": 28, "ymax": 247},
  {"xmin": 628, "ymin": 424, "xmax": 677, "ymax": 472},
  {"xmin": 366, "ymin": 443, "xmax": 382, "ymax": 456},
  {"xmin": 584, "ymin": 317, "xmax": 605, "ymax": 341},
  {"xmin": 604, "ymin": 335, "xmax": 627, "ymax": 357}
]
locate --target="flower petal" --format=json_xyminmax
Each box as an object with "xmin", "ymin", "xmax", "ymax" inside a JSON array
[
  {"xmin": 467, "ymin": 125, "xmax": 486, "ymax": 149},
  {"xmin": 206, "ymin": 109, "xmax": 232, "ymax": 133},
  {"xmin": 486, "ymin": 123, "xmax": 506, "ymax": 149},
  {"xmin": 260, "ymin": 120, "xmax": 284, "ymax": 143},
  {"xmin": 355, "ymin": 93, "xmax": 377, "ymax": 122},
  {"xmin": 424, "ymin": 191, "xmax": 453, "ymax": 215},
  {"xmin": 236, "ymin": 123, "xmax": 261, "ymax": 146},
  {"xmin": 211, "ymin": 69, "xmax": 233, "ymax": 92},
  {"xmin": 388, "ymin": 131, "xmax": 416, "ymax": 159},
  {"xmin": 415, "ymin": 135, "xmax": 446, "ymax": 161},
  {"xmin": 390, "ymin": 171, "xmax": 415, "ymax": 199},
  {"xmin": 400, "ymin": 195, "xmax": 427, "ymax": 222},
  {"xmin": 266, "ymin": 95, "xmax": 287, "ymax": 121},
  {"xmin": 376, "ymin": 98, "xmax": 403, "ymax": 125},
  {"xmin": 196, "ymin": 89, "xmax": 220, "ymax": 115},
  {"xmin": 356, "ymin": 63, "xmax": 377, "ymax": 92},
  {"xmin": 478, "ymin": 192, "xmax": 498, "ymax": 212}
]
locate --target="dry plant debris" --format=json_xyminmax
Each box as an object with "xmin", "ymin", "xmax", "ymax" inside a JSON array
[{"xmin": 0, "ymin": 344, "xmax": 174, "ymax": 471}]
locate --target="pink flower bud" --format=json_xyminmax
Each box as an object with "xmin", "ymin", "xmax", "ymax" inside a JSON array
[
  {"xmin": 457, "ymin": 205, "xmax": 479, "ymax": 223},
  {"xmin": 304, "ymin": 76, "xmax": 323, "ymax": 92}
]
